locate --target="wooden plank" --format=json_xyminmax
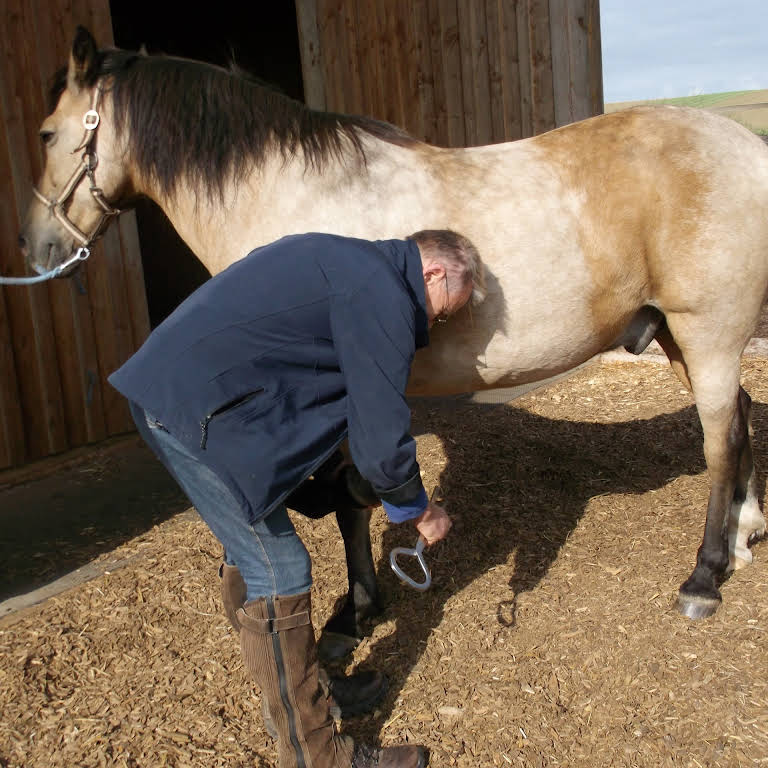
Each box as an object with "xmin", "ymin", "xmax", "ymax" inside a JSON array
[
  {"xmin": 317, "ymin": 0, "xmax": 345, "ymax": 113},
  {"xmin": 118, "ymin": 211, "xmax": 150, "ymax": 351},
  {"xmin": 456, "ymin": 2, "xmax": 477, "ymax": 145},
  {"xmin": 485, "ymin": 0, "xmax": 507, "ymax": 143},
  {"xmin": 380, "ymin": 0, "xmax": 408, "ymax": 128},
  {"xmin": 84, "ymin": 232, "xmax": 133, "ymax": 436},
  {"xmin": 471, "ymin": 0, "xmax": 492, "ymax": 145},
  {"xmin": 497, "ymin": 0, "xmax": 523, "ymax": 141},
  {"xmin": 426, "ymin": 0, "xmax": 450, "ymax": 147},
  {"xmin": 333, "ymin": 0, "xmax": 354, "ymax": 114},
  {"xmin": 0, "ymin": 284, "xmax": 25, "ymax": 469},
  {"xmin": 0, "ymin": 0, "xmax": 68, "ymax": 459},
  {"xmin": 457, "ymin": 0, "xmax": 492, "ymax": 146},
  {"xmin": 63, "ymin": 271, "xmax": 108, "ymax": 445},
  {"xmin": 353, "ymin": 0, "xmax": 380, "ymax": 118},
  {"xmin": 514, "ymin": 0, "xmax": 533, "ymax": 138},
  {"xmin": 549, "ymin": 0, "xmax": 572, "ymax": 127},
  {"xmin": 550, "ymin": 0, "xmax": 601, "ymax": 126},
  {"xmin": 29, "ymin": 0, "xmax": 71, "ymax": 110},
  {"xmin": 295, "ymin": 0, "xmax": 328, "ymax": 109},
  {"xmin": 529, "ymin": 0, "xmax": 555, "ymax": 135},
  {"xmin": 340, "ymin": 0, "xmax": 365, "ymax": 116},
  {"xmin": 410, "ymin": 0, "xmax": 438, "ymax": 143},
  {"xmin": 437, "ymin": 0, "xmax": 465, "ymax": 147},
  {"xmin": 586, "ymin": 0, "xmax": 604, "ymax": 116}
]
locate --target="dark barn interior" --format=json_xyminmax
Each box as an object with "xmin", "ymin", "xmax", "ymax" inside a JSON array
[{"xmin": 108, "ymin": 2, "xmax": 305, "ymax": 326}]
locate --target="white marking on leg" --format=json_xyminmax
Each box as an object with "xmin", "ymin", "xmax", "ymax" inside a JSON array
[{"xmin": 728, "ymin": 492, "xmax": 765, "ymax": 571}]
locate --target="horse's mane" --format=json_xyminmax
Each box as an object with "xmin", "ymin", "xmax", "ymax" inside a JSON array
[{"xmin": 52, "ymin": 48, "xmax": 417, "ymax": 200}]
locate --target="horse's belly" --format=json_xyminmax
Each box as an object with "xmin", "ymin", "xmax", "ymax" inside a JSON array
[{"xmin": 408, "ymin": 312, "xmax": 602, "ymax": 396}]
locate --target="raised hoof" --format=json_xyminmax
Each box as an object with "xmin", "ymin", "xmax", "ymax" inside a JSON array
[
  {"xmin": 676, "ymin": 592, "xmax": 721, "ymax": 620},
  {"xmin": 318, "ymin": 629, "xmax": 361, "ymax": 662}
]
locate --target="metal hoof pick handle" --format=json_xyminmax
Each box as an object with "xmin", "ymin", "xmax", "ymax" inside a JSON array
[{"xmin": 390, "ymin": 536, "xmax": 432, "ymax": 591}]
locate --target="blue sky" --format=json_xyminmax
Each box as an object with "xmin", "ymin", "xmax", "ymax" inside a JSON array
[{"xmin": 600, "ymin": 0, "xmax": 768, "ymax": 103}]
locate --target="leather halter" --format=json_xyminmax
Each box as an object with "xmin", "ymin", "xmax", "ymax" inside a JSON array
[
  {"xmin": 32, "ymin": 82, "xmax": 122, "ymax": 251},
  {"xmin": 2, "ymin": 82, "xmax": 123, "ymax": 284}
]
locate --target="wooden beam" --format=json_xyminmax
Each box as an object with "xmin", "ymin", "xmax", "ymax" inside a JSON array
[{"xmin": 295, "ymin": 0, "xmax": 328, "ymax": 109}]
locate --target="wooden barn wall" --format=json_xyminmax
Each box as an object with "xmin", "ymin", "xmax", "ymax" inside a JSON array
[
  {"xmin": 0, "ymin": 0, "xmax": 150, "ymax": 470},
  {"xmin": 295, "ymin": 0, "xmax": 603, "ymax": 147}
]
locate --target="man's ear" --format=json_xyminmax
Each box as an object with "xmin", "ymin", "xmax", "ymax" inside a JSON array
[
  {"xmin": 422, "ymin": 262, "xmax": 446, "ymax": 285},
  {"xmin": 67, "ymin": 26, "xmax": 98, "ymax": 95}
]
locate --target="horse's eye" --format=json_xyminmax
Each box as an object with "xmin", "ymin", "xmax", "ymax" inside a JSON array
[{"xmin": 39, "ymin": 130, "xmax": 55, "ymax": 146}]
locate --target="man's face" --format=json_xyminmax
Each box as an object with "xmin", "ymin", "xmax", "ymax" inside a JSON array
[{"xmin": 423, "ymin": 264, "xmax": 472, "ymax": 327}]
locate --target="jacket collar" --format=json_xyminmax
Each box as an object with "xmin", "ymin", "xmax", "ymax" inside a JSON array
[{"xmin": 378, "ymin": 238, "xmax": 430, "ymax": 349}]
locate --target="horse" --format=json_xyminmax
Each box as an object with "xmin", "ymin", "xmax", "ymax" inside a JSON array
[{"xmin": 16, "ymin": 27, "xmax": 768, "ymax": 650}]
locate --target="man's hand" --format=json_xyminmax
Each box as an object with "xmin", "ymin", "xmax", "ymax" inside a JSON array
[{"xmin": 414, "ymin": 501, "xmax": 452, "ymax": 545}]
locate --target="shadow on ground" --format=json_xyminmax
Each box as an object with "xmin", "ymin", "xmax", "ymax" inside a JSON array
[{"xmin": 0, "ymin": 436, "xmax": 189, "ymax": 602}]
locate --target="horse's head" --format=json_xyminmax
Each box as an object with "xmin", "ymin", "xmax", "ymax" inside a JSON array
[{"xmin": 19, "ymin": 27, "xmax": 127, "ymax": 278}]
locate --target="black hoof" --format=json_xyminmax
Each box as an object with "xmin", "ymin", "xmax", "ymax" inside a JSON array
[
  {"xmin": 318, "ymin": 629, "xmax": 361, "ymax": 661},
  {"xmin": 676, "ymin": 592, "xmax": 721, "ymax": 619}
]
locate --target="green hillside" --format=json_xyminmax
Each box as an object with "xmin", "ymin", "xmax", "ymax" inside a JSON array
[{"xmin": 606, "ymin": 89, "xmax": 768, "ymax": 136}]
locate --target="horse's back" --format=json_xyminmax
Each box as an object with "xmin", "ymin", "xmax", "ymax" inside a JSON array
[{"xmin": 410, "ymin": 106, "xmax": 768, "ymax": 395}]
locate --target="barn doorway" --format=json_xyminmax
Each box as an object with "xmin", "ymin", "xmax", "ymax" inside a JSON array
[{"xmin": 109, "ymin": 2, "xmax": 305, "ymax": 326}]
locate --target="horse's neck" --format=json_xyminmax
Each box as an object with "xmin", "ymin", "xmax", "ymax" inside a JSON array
[{"xmin": 142, "ymin": 141, "xmax": 442, "ymax": 274}]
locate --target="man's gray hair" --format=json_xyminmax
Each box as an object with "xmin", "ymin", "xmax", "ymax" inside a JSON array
[{"xmin": 407, "ymin": 229, "xmax": 486, "ymax": 304}]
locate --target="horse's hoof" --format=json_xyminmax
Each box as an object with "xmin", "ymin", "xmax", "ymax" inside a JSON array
[
  {"xmin": 317, "ymin": 630, "xmax": 361, "ymax": 661},
  {"xmin": 676, "ymin": 592, "xmax": 721, "ymax": 620}
]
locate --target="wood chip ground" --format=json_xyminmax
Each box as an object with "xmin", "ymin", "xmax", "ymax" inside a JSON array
[{"xmin": 2, "ymin": 360, "xmax": 768, "ymax": 767}]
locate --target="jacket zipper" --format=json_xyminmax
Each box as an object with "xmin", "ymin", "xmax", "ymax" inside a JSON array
[
  {"xmin": 199, "ymin": 389, "xmax": 264, "ymax": 449},
  {"xmin": 267, "ymin": 596, "xmax": 306, "ymax": 768}
]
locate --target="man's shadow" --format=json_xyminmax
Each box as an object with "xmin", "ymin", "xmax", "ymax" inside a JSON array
[{"xmin": 339, "ymin": 396, "xmax": 766, "ymax": 744}]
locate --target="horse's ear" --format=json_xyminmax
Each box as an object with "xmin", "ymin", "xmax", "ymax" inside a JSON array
[{"xmin": 67, "ymin": 26, "xmax": 98, "ymax": 94}]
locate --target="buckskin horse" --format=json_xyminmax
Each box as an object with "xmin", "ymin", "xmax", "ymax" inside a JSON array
[{"xmin": 14, "ymin": 28, "xmax": 768, "ymax": 649}]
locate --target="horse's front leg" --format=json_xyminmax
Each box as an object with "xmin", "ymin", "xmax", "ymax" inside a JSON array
[
  {"xmin": 318, "ymin": 506, "xmax": 382, "ymax": 661},
  {"xmin": 728, "ymin": 387, "xmax": 766, "ymax": 570},
  {"xmin": 678, "ymin": 366, "xmax": 747, "ymax": 619}
]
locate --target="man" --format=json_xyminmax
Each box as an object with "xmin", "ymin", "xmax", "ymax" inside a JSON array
[{"xmin": 109, "ymin": 230, "xmax": 484, "ymax": 768}]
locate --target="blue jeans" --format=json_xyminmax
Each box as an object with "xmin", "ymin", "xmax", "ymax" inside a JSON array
[{"xmin": 130, "ymin": 402, "xmax": 312, "ymax": 601}]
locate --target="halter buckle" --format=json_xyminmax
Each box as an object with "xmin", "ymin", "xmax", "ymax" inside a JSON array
[{"xmin": 83, "ymin": 110, "xmax": 100, "ymax": 130}]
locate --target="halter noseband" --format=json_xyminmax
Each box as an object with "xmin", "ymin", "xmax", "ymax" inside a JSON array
[{"xmin": 1, "ymin": 82, "xmax": 121, "ymax": 285}]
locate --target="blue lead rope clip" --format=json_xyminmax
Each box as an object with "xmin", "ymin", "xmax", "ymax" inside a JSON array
[{"xmin": 389, "ymin": 486, "xmax": 442, "ymax": 591}]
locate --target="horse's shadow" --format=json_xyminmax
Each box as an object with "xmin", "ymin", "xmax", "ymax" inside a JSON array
[{"xmin": 338, "ymin": 395, "xmax": 766, "ymax": 744}]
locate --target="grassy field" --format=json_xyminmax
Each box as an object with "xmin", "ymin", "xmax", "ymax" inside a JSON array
[{"xmin": 606, "ymin": 89, "xmax": 768, "ymax": 135}]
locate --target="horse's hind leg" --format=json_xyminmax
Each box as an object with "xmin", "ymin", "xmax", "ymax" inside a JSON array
[
  {"xmin": 656, "ymin": 327, "xmax": 765, "ymax": 575},
  {"xmin": 663, "ymin": 328, "xmax": 750, "ymax": 617}
]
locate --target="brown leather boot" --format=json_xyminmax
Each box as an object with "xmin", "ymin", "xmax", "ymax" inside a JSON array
[
  {"xmin": 219, "ymin": 563, "xmax": 387, "ymax": 721},
  {"xmin": 238, "ymin": 593, "xmax": 426, "ymax": 768},
  {"xmin": 219, "ymin": 563, "xmax": 247, "ymax": 631}
]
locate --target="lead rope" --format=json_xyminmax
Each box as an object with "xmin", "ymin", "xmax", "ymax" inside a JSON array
[
  {"xmin": 0, "ymin": 248, "xmax": 92, "ymax": 284},
  {"xmin": 1, "ymin": 83, "xmax": 119, "ymax": 286}
]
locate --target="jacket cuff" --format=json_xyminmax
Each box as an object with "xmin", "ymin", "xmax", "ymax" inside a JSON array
[
  {"xmin": 382, "ymin": 487, "xmax": 428, "ymax": 523},
  {"xmin": 374, "ymin": 467, "xmax": 424, "ymax": 506}
]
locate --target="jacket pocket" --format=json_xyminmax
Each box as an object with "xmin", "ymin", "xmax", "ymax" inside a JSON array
[{"xmin": 200, "ymin": 389, "xmax": 265, "ymax": 449}]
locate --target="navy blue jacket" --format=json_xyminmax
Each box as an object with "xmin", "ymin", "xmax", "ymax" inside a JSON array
[{"xmin": 109, "ymin": 233, "xmax": 431, "ymax": 523}]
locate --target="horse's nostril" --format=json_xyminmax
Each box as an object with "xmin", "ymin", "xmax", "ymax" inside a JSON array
[{"xmin": 18, "ymin": 234, "xmax": 28, "ymax": 251}]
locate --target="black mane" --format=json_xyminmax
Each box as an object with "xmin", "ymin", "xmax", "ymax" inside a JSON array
[{"xmin": 52, "ymin": 48, "xmax": 417, "ymax": 200}]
